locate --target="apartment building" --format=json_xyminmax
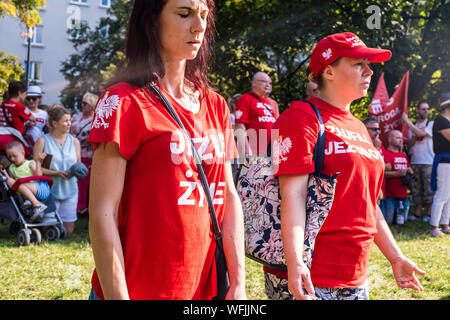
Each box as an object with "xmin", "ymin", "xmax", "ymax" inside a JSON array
[{"xmin": 0, "ymin": 0, "xmax": 112, "ymax": 105}]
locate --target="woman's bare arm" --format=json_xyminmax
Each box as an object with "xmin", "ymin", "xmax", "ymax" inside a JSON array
[
  {"xmin": 222, "ymin": 162, "xmax": 247, "ymax": 299},
  {"xmin": 89, "ymin": 142, "xmax": 129, "ymax": 299},
  {"xmin": 279, "ymin": 174, "xmax": 315, "ymax": 300}
]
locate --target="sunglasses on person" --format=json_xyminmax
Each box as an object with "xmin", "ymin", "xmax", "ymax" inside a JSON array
[
  {"xmin": 26, "ymin": 97, "xmax": 39, "ymax": 101},
  {"xmin": 368, "ymin": 127, "xmax": 381, "ymax": 132},
  {"xmin": 81, "ymin": 101, "xmax": 89, "ymax": 106}
]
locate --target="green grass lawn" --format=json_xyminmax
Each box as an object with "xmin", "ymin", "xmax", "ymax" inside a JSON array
[{"xmin": 0, "ymin": 217, "xmax": 448, "ymax": 300}]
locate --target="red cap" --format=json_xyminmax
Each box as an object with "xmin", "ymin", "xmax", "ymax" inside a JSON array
[{"xmin": 308, "ymin": 32, "xmax": 392, "ymax": 78}]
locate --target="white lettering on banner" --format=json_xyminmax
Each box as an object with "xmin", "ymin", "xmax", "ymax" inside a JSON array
[
  {"xmin": 376, "ymin": 107, "xmax": 400, "ymax": 124},
  {"xmin": 382, "ymin": 118, "xmax": 402, "ymax": 133},
  {"xmin": 371, "ymin": 99, "xmax": 383, "ymax": 115}
]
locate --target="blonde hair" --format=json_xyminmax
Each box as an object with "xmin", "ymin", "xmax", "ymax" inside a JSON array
[
  {"xmin": 82, "ymin": 92, "xmax": 99, "ymax": 109},
  {"xmin": 47, "ymin": 103, "xmax": 70, "ymax": 128}
]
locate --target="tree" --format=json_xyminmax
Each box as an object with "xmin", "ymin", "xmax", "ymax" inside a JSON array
[
  {"xmin": 60, "ymin": 0, "xmax": 450, "ymax": 118},
  {"xmin": 0, "ymin": 0, "xmax": 45, "ymax": 27},
  {"xmin": 60, "ymin": 0, "xmax": 131, "ymax": 110},
  {"xmin": 0, "ymin": 0, "xmax": 46, "ymax": 97},
  {"xmin": 0, "ymin": 52, "xmax": 23, "ymax": 95},
  {"xmin": 213, "ymin": 0, "xmax": 450, "ymax": 117}
]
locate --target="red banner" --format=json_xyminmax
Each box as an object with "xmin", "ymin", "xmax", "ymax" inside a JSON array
[{"xmin": 370, "ymin": 71, "xmax": 409, "ymax": 146}]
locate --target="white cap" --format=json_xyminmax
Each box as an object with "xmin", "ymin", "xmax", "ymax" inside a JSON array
[{"xmin": 27, "ymin": 85, "xmax": 43, "ymax": 97}]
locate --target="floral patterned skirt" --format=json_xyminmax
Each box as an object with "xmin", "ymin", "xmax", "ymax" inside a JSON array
[{"xmin": 264, "ymin": 272, "xmax": 369, "ymax": 300}]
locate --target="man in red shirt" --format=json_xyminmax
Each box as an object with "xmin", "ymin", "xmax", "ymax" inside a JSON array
[
  {"xmin": 234, "ymin": 72, "xmax": 279, "ymax": 158},
  {"xmin": 383, "ymin": 130, "xmax": 414, "ymax": 225}
]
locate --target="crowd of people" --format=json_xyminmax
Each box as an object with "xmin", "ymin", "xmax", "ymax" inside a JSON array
[
  {"xmin": 1, "ymin": 0, "xmax": 449, "ymax": 301},
  {"xmin": 361, "ymin": 100, "xmax": 450, "ymax": 237},
  {"xmin": 0, "ymin": 81, "xmax": 99, "ymax": 234}
]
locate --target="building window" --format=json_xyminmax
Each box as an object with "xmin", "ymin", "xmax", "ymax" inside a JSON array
[
  {"xmin": 71, "ymin": 0, "xmax": 88, "ymax": 4},
  {"xmin": 24, "ymin": 26, "xmax": 43, "ymax": 45},
  {"xmin": 25, "ymin": 61, "xmax": 42, "ymax": 82},
  {"xmin": 100, "ymin": 0, "xmax": 111, "ymax": 8}
]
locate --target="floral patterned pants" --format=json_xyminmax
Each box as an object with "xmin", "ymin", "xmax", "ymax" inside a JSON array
[{"xmin": 264, "ymin": 272, "xmax": 369, "ymax": 300}]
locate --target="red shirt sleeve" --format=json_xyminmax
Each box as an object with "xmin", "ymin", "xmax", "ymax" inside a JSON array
[
  {"xmin": 234, "ymin": 94, "xmax": 251, "ymax": 125},
  {"xmin": 88, "ymin": 83, "xmax": 148, "ymax": 160},
  {"xmin": 272, "ymin": 101, "xmax": 319, "ymax": 176}
]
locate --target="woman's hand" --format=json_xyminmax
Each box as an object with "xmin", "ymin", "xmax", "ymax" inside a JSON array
[
  {"xmin": 288, "ymin": 262, "xmax": 316, "ymax": 300},
  {"xmin": 225, "ymin": 283, "xmax": 247, "ymax": 300},
  {"xmin": 391, "ymin": 256, "xmax": 425, "ymax": 291},
  {"xmin": 57, "ymin": 171, "xmax": 70, "ymax": 180}
]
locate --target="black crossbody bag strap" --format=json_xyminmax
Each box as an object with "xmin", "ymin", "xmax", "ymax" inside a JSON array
[
  {"xmin": 144, "ymin": 82, "xmax": 222, "ymax": 238},
  {"xmin": 302, "ymin": 100, "xmax": 326, "ymax": 175},
  {"xmin": 267, "ymin": 100, "xmax": 325, "ymax": 174},
  {"xmin": 248, "ymin": 92, "xmax": 275, "ymax": 117}
]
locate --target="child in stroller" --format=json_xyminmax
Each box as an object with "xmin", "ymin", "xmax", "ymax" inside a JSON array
[
  {"xmin": 1, "ymin": 141, "xmax": 49, "ymax": 222},
  {"xmin": 0, "ymin": 142, "xmax": 66, "ymax": 246}
]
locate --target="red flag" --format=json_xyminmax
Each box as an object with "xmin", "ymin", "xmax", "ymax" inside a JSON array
[
  {"xmin": 370, "ymin": 71, "xmax": 409, "ymax": 146},
  {"xmin": 370, "ymin": 73, "xmax": 389, "ymax": 116}
]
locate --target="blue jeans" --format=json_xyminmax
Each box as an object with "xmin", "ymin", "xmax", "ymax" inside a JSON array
[{"xmin": 383, "ymin": 198, "xmax": 409, "ymax": 224}]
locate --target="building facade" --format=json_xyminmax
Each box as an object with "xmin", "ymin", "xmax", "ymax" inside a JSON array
[{"xmin": 0, "ymin": 0, "xmax": 112, "ymax": 106}]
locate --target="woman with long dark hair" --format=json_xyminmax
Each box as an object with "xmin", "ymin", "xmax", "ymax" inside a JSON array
[{"xmin": 88, "ymin": 0, "xmax": 246, "ymax": 300}]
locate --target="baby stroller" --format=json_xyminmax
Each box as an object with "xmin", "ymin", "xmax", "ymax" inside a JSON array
[{"xmin": 0, "ymin": 170, "xmax": 67, "ymax": 246}]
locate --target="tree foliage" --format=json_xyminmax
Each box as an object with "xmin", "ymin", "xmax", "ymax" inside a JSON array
[
  {"xmin": 0, "ymin": 0, "xmax": 46, "ymax": 97},
  {"xmin": 0, "ymin": 52, "xmax": 23, "ymax": 99},
  {"xmin": 60, "ymin": 0, "xmax": 131, "ymax": 110},
  {"xmin": 0, "ymin": 0, "xmax": 46, "ymax": 27},
  {"xmin": 60, "ymin": 0, "xmax": 450, "ymax": 118}
]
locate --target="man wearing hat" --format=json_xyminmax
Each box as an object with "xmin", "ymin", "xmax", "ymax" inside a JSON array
[
  {"xmin": 429, "ymin": 93, "xmax": 450, "ymax": 237},
  {"xmin": 24, "ymin": 85, "xmax": 48, "ymax": 144}
]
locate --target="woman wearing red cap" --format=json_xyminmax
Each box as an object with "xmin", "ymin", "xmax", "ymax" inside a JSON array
[
  {"xmin": 87, "ymin": 0, "xmax": 246, "ymax": 300},
  {"xmin": 265, "ymin": 32, "xmax": 425, "ymax": 300}
]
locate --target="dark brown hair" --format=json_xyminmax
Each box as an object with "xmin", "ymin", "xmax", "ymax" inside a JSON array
[
  {"xmin": 3, "ymin": 81, "xmax": 27, "ymax": 100},
  {"xmin": 111, "ymin": 0, "xmax": 216, "ymax": 89}
]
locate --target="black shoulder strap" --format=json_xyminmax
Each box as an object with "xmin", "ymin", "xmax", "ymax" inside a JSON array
[
  {"xmin": 144, "ymin": 82, "xmax": 222, "ymax": 238},
  {"xmin": 267, "ymin": 100, "xmax": 325, "ymax": 175},
  {"xmin": 302, "ymin": 100, "xmax": 326, "ymax": 175}
]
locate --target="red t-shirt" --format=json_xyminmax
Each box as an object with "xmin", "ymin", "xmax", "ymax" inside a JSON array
[
  {"xmin": 0, "ymin": 100, "xmax": 31, "ymax": 133},
  {"xmin": 265, "ymin": 97, "xmax": 384, "ymax": 288},
  {"xmin": 235, "ymin": 91, "xmax": 279, "ymax": 153},
  {"xmin": 383, "ymin": 148, "xmax": 410, "ymax": 199},
  {"xmin": 89, "ymin": 82, "xmax": 237, "ymax": 299}
]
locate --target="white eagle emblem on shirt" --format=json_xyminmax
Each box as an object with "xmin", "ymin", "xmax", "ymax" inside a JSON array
[
  {"xmin": 92, "ymin": 92, "xmax": 120, "ymax": 129},
  {"xmin": 322, "ymin": 48, "xmax": 332, "ymax": 60},
  {"xmin": 273, "ymin": 136, "xmax": 292, "ymax": 166}
]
